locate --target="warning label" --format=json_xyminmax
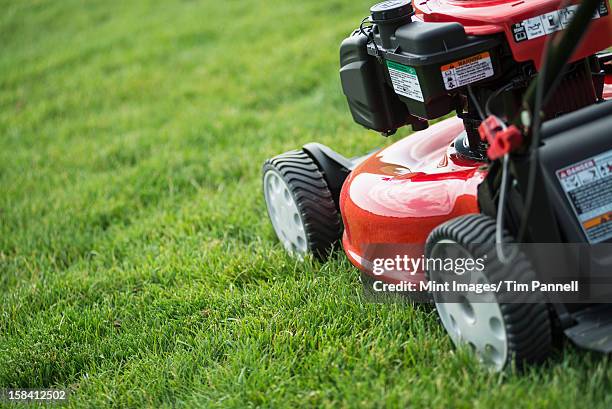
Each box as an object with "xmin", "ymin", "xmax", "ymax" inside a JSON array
[
  {"xmin": 512, "ymin": 0, "xmax": 609, "ymax": 43},
  {"xmin": 440, "ymin": 52, "xmax": 494, "ymax": 91},
  {"xmin": 386, "ymin": 61, "xmax": 424, "ymax": 102},
  {"xmin": 556, "ymin": 150, "xmax": 612, "ymax": 243}
]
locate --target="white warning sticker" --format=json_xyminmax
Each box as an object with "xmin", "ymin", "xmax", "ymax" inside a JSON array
[
  {"xmin": 440, "ymin": 52, "xmax": 495, "ymax": 91},
  {"xmin": 556, "ymin": 149, "xmax": 612, "ymax": 243},
  {"xmin": 512, "ymin": 1, "xmax": 609, "ymax": 43},
  {"xmin": 386, "ymin": 60, "xmax": 424, "ymax": 102}
]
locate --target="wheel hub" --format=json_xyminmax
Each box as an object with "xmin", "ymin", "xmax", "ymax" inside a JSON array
[
  {"xmin": 430, "ymin": 240, "xmax": 509, "ymax": 370},
  {"xmin": 263, "ymin": 170, "xmax": 308, "ymax": 255}
]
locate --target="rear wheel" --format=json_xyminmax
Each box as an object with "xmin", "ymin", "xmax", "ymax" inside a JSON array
[
  {"xmin": 425, "ymin": 214, "xmax": 552, "ymax": 371},
  {"xmin": 262, "ymin": 149, "xmax": 342, "ymax": 259}
]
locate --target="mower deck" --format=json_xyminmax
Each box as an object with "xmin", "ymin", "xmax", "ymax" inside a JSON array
[{"xmin": 339, "ymin": 117, "xmax": 486, "ymax": 284}]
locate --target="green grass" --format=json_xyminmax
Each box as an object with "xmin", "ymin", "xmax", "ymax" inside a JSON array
[{"xmin": 0, "ymin": 0, "xmax": 610, "ymax": 407}]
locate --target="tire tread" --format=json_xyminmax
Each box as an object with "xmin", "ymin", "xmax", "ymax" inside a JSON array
[
  {"xmin": 425, "ymin": 214, "xmax": 553, "ymax": 369},
  {"xmin": 263, "ymin": 150, "xmax": 342, "ymax": 258}
]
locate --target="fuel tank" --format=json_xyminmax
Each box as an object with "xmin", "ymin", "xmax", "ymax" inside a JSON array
[{"xmin": 340, "ymin": 116, "xmax": 487, "ymax": 285}]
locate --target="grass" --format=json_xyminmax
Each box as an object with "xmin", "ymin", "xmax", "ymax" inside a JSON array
[{"xmin": 0, "ymin": 0, "xmax": 610, "ymax": 407}]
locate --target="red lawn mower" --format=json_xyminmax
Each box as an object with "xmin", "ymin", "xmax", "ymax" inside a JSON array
[{"xmin": 262, "ymin": 0, "xmax": 612, "ymax": 370}]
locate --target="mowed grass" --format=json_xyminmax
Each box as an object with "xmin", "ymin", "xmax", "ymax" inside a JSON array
[{"xmin": 0, "ymin": 0, "xmax": 610, "ymax": 407}]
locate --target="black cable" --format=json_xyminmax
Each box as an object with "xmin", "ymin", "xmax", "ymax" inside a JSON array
[
  {"xmin": 359, "ymin": 16, "xmax": 370, "ymax": 37},
  {"xmin": 485, "ymin": 82, "xmax": 513, "ymax": 117},
  {"xmin": 476, "ymin": 82, "xmax": 516, "ymax": 262},
  {"xmin": 469, "ymin": 72, "xmax": 515, "ymax": 263},
  {"xmin": 359, "ymin": 16, "xmax": 382, "ymax": 63},
  {"xmin": 517, "ymin": 46, "xmax": 549, "ymax": 242},
  {"xmin": 467, "ymin": 85, "xmax": 485, "ymax": 120}
]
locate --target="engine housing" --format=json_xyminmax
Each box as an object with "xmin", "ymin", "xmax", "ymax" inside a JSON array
[{"xmin": 340, "ymin": 0, "xmax": 612, "ymax": 139}]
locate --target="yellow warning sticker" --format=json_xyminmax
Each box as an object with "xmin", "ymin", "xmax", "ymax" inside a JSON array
[
  {"xmin": 440, "ymin": 52, "xmax": 494, "ymax": 90},
  {"xmin": 583, "ymin": 212, "xmax": 612, "ymax": 230}
]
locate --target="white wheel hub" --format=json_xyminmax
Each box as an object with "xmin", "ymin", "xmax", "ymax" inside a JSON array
[
  {"xmin": 263, "ymin": 170, "xmax": 308, "ymax": 255},
  {"xmin": 430, "ymin": 240, "xmax": 509, "ymax": 371}
]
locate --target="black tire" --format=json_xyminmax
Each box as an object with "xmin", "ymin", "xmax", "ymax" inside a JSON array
[
  {"xmin": 425, "ymin": 213, "xmax": 552, "ymax": 370},
  {"xmin": 262, "ymin": 149, "xmax": 342, "ymax": 259}
]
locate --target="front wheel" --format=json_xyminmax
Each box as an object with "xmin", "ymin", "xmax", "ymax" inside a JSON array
[
  {"xmin": 262, "ymin": 149, "xmax": 342, "ymax": 259},
  {"xmin": 425, "ymin": 214, "xmax": 553, "ymax": 371}
]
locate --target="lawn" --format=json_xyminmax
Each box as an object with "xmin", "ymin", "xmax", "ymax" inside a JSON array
[{"xmin": 0, "ymin": 0, "xmax": 610, "ymax": 407}]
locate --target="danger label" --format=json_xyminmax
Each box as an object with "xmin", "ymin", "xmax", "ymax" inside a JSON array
[
  {"xmin": 386, "ymin": 60, "xmax": 424, "ymax": 102},
  {"xmin": 440, "ymin": 52, "xmax": 494, "ymax": 91},
  {"xmin": 556, "ymin": 150, "xmax": 612, "ymax": 243},
  {"xmin": 512, "ymin": 0, "xmax": 609, "ymax": 43}
]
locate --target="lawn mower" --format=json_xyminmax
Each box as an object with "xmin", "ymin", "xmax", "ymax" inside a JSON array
[{"xmin": 262, "ymin": 0, "xmax": 612, "ymax": 370}]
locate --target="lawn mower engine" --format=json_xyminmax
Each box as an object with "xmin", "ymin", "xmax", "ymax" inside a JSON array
[
  {"xmin": 262, "ymin": 0, "xmax": 612, "ymax": 371},
  {"xmin": 340, "ymin": 0, "xmax": 610, "ymax": 141}
]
